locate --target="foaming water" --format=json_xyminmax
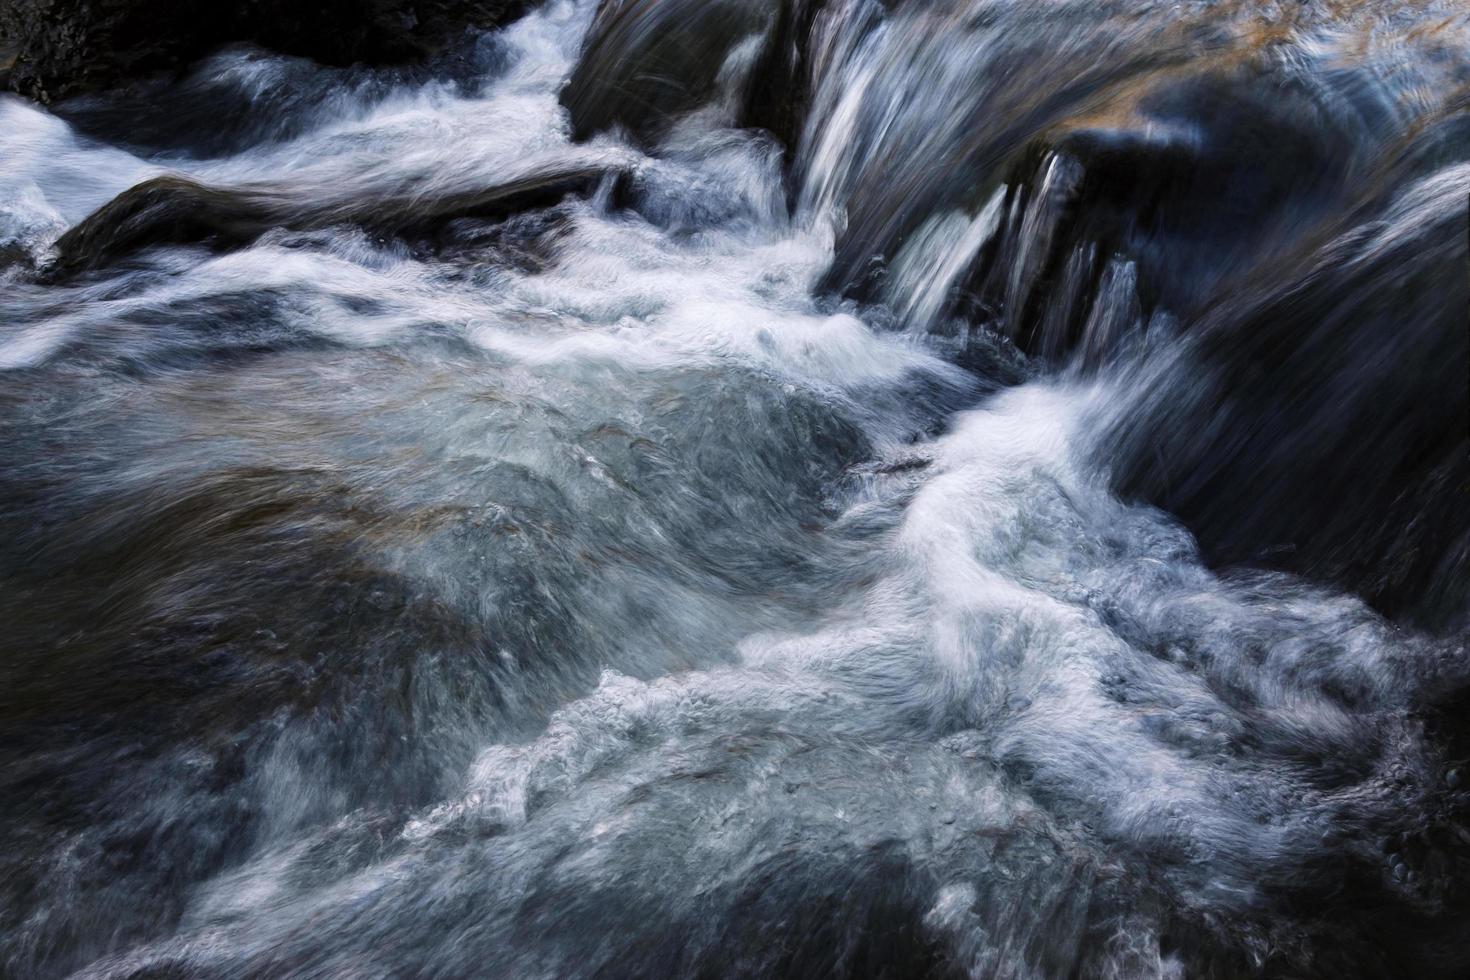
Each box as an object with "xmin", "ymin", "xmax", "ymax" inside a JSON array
[{"xmin": 1, "ymin": 0, "xmax": 1467, "ymax": 977}]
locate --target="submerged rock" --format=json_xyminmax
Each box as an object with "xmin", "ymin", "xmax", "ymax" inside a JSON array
[{"xmin": 0, "ymin": 0, "xmax": 528, "ymax": 102}]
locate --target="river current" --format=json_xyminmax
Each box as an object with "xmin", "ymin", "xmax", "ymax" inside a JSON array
[{"xmin": 2, "ymin": 1, "xmax": 1469, "ymax": 976}]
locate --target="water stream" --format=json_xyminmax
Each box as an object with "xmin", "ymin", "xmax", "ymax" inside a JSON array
[{"xmin": 2, "ymin": 1, "xmax": 1468, "ymax": 976}]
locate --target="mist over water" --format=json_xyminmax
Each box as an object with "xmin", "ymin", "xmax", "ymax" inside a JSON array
[{"xmin": 2, "ymin": 0, "xmax": 1469, "ymax": 976}]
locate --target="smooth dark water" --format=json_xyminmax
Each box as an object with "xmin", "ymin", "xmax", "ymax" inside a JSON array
[{"xmin": 2, "ymin": 1, "xmax": 1468, "ymax": 976}]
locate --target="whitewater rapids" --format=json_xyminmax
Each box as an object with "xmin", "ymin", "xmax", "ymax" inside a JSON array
[{"xmin": 2, "ymin": 1, "xmax": 1468, "ymax": 976}]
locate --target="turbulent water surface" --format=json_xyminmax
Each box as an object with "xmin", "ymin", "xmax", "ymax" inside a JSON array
[{"xmin": 2, "ymin": 0, "xmax": 1469, "ymax": 976}]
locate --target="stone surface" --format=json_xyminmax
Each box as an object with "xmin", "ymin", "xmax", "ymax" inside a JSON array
[
  {"xmin": 561, "ymin": 0, "xmax": 822, "ymax": 151},
  {"xmin": 47, "ymin": 164, "xmax": 625, "ymax": 276},
  {"xmin": 0, "ymin": 0, "xmax": 528, "ymax": 102}
]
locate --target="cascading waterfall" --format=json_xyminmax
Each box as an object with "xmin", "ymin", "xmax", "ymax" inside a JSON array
[{"xmin": 1, "ymin": 0, "xmax": 1468, "ymax": 976}]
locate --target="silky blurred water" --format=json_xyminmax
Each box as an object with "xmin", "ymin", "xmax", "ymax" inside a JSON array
[{"xmin": 2, "ymin": 1, "xmax": 1468, "ymax": 976}]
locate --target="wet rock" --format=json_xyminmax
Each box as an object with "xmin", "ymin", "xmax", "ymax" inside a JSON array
[
  {"xmin": 1102, "ymin": 161, "xmax": 1470, "ymax": 631},
  {"xmin": 737, "ymin": 0, "xmax": 825, "ymax": 154},
  {"xmin": 808, "ymin": 0, "xmax": 1192, "ymax": 307},
  {"xmin": 49, "ymin": 176, "xmax": 282, "ymax": 275},
  {"xmin": 371, "ymin": 163, "xmax": 621, "ymax": 236},
  {"xmin": 430, "ymin": 209, "xmax": 572, "ymax": 272},
  {"xmin": 54, "ymin": 54, "xmax": 402, "ymax": 158},
  {"xmin": 958, "ymin": 68, "xmax": 1357, "ymax": 361},
  {"xmin": 48, "ymin": 163, "xmax": 625, "ymax": 276},
  {"xmin": 803, "ymin": 0, "xmax": 1467, "ymax": 400},
  {"xmin": 0, "ymin": 0, "xmax": 529, "ymax": 103},
  {"xmin": 797, "ymin": 5, "xmax": 1470, "ymax": 627},
  {"xmin": 0, "ymin": 242, "xmax": 33, "ymax": 272},
  {"xmin": 561, "ymin": 0, "xmax": 823, "ymax": 150}
]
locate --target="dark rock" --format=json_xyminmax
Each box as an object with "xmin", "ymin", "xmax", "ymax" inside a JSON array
[
  {"xmin": 49, "ymin": 176, "xmax": 282, "ymax": 275},
  {"xmin": 738, "ymin": 0, "xmax": 824, "ymax": 158},
  {"xmin": 0, "ymin": 242, "xmax": 33, "ymax": 272},
  {"xmin": 789, "ymin": 10, "xmax": 1467, "ymax": 624},
  {"xmin": 847, "ymin": 27, "xmax": 1470, "ymax": 630},
  {"xmin": 0, "ymin": 0, "xmax": 529, "ymax": 103},
  {"xmin": 960, "ymin": 68, "xmax": 1360, "ymax": 361},
  {"xmin": 561, "ymin": 0, "xmax": 823, "ymax": 151},
  {"xmin": 1101, "ymin": 161, "xmax": 1470, "ymax": 631},
  {"xmin": 47, "ymin": 164, "xmax": 626, "ymax": 277},
  {"xmin": 427, "ymin": 207, "xmax": 572, "ymax": 272},
  {"xmin": 54, "ymin": 54, "xmax": 400, "ymax": 158},
  {"xmin": 810, "ymin": 2, "xmax": 1188, "ymax": 306},
  {"xmin": 368, "ymin": 163, "xmax": 620, "ymax": 235}
]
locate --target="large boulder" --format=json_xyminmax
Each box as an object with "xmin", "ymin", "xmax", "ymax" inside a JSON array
[
  {"xmin": 0, "ymin": 0, "xmax": 528, "ymax": 102},
  {"xmin": 1101, "ymin": 157, "xmax": 1470, "ymax": 631}
]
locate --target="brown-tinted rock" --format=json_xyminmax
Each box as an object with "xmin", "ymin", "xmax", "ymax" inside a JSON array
[{"xmin": 48, "ymin": 164, "xmax": 625, "ymax": 276}]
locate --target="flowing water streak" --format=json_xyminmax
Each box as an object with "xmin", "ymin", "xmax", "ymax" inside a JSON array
[{"xmin": 0, "ymin": 0, "xmax": 1467, "ymax": 977}]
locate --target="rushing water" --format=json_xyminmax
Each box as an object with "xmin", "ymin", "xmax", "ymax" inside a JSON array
[{"xmin": 2, "ymin": 1, "xmax": 1469, "ymax": 976}]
